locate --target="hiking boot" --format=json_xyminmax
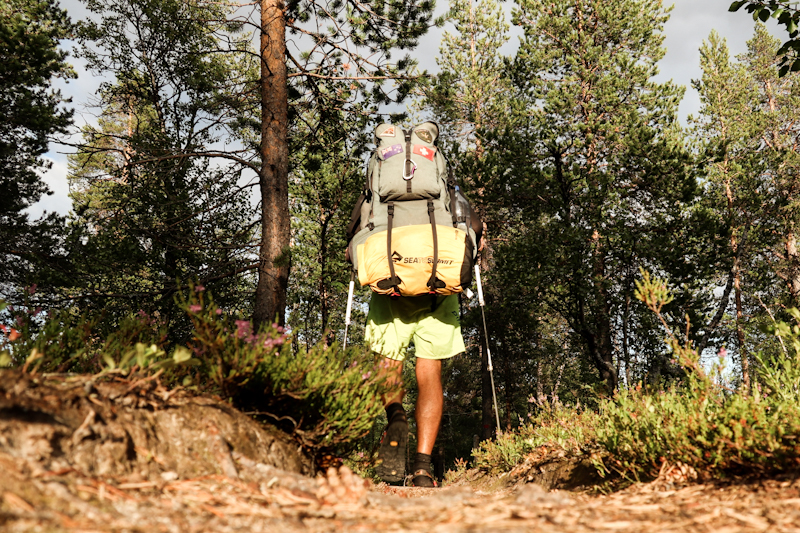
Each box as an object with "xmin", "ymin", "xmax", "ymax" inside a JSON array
[
  {"xmin": 410, "ymin": 469, "xmax": 437, "ymax": 488},
  {"xmin": 375, "ymin": 416, "xmax": 408, "ymax": 483}
]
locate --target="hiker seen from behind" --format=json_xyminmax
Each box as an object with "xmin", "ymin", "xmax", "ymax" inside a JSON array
[{"xmin": 346, "ymin": 122, "xmax": 483, "ymax": 487}]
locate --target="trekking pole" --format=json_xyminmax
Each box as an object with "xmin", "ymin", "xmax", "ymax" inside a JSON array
[
  {"xmin": 343, "ymin": 270, "xmax": 356, "ymax": 349},
  {"xmin": 474, "ymin": 264, "xmax": 503, "ymax": 436}
]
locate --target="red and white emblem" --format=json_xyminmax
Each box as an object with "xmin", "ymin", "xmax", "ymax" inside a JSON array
[{"xmin": 412, "ymin": 144, "xmax": 436, "ymax": 161}]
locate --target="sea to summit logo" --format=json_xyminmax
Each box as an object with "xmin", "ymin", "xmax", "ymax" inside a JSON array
[
  {"xmin": 392, "ymin": 251, "xmax": 453, "ymax": 266},
  {"xmin": 398, "ymin": 255, "xmax": 454, "ymax": 266}
]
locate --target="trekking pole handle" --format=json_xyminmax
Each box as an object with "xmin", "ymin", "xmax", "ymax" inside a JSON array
[{"xmin": 474, "ymin": 264, "xmax": 485, "ymax": 306}]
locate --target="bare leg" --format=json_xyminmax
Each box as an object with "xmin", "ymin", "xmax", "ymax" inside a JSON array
[
  {"xmin": 415, "ymin": 358, "xmax": 443, "ymax": 455},
  {"xmin": 377, "ymin": 357, "xmax": 404, "ymax": 406}
]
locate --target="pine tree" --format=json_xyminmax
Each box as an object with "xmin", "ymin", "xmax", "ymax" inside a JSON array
[
  {"xmin": 693, "ymin": 25, "xmax": 800, "ymax": 385},
  {"xmin": 493, "ymin": 0, "xmax": 695, "ymax": 391},
  {"xmin": 0, "ymin": 0, "xmax": 73, "ymax": 297},
  {"xmin": 286, "ymin": 109, "xmax": 373, "ymax": 348},
  {"xmin": 249, "ymin": 0, "xmax": 439, "ymax": 329},
  {"xmin": 69, "ymin": 0, "xmax": 255, "ymax": 334}
]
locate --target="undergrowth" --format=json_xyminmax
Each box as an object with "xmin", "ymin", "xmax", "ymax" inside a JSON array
[
  {"xmin": 472, "ymin": 405, "xmax": 600, "ymax": 474},
  {"xmin": 471, "ymin": 271, "xmax": 800, "ymax": 484},
  {"xmin": 0, "ymin": 287, "xmax": 394, "ymax": 453}
]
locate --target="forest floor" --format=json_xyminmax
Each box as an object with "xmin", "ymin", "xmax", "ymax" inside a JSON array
[{"xmin": 2, "ymin": 369, "xmax": 800, "ymax": 532}]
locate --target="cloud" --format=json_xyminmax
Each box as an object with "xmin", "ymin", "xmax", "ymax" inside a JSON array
[
  {"xmin": 28, "ymin": 156, "xmax": 73, "ymax": 219},
  {"xmin": 658, "ymin": 0, "xmax": 783, "ymax": 121}
]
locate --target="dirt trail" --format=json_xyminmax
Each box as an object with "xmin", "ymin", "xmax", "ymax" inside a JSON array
[
  {"xmin": 4, "ymin": 461, "xmax": 800, "ymax": 532},
  {"xmin": 2, "ymin": 370, "xmax": 800, "ymax": 532}
]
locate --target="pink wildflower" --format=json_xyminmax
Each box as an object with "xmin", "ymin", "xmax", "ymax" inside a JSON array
[
  {"xmin": 215, "ymin": 308, "xmax": 223, "ymax": 315},
  {"xmin": 362, "ymin": 371, "xmax": 372, "ymax": 380},
  {"xmin": 235, "ymin": 320, "xmax": 251, "ymax": 339},
  {"xmin": 27, "ymin": 284, "xmax": 37, "ymax": 295},
  {"xmin": 718, "ymin": 347, "xmax": 727, "ymax": 359},
  {"xmin": 189, "ymin": 305, "xmax": 202, "ymax": 313},
  {"xmin": 195, "ymin": 285, "xmax": 205, "ymax": 292}
]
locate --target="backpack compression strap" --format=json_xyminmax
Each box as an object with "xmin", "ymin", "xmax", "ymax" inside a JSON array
[
  {"xmin": 346, "ymin": 191, "xmax": 367, "ymax": 242},
  {"xmin": 427, "ymin": 199, "xmax": 446, "ymax": 292},
  {"xmin": 376, "ymin": 202, "xmax": 402, "ymax": 296}
]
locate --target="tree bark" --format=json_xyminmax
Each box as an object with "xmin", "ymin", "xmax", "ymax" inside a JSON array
[
  {"xmin": 590, "ymin": 229, "xmax": 617, "ymax": 392},
  {"xmin": 786, "ymin": 230, "xmax": 800, "ymax": 306},
  {"xmin": 733, "ymin": 258, "xmax": 749, "ymax": 389},
  {"xmin": 253, "ymin": 0, "xmax": 290, "ymax": 329}
]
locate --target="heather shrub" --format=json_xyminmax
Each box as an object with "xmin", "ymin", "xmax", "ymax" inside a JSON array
[
  {"xmin": 472, "ymin": 403, "xmax": 601, "ymax": 474},
  {"xmin": 467, "ymin": 272, "xmax": 800, "ymax": 484},
  {"xmin": 595, "ymin": 273, "xmax": 800, "ymax": 480},
  {"xmin": 1, "ymin": 288, "xmax": 395, "ymax": 452},
  {"xmin": 178, "ymin": 287, "xmax": 395, "ymax": 449}
]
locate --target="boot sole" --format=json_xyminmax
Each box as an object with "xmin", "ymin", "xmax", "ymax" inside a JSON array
[{"xmin": 375, "ymin": 419, "xmax": 408, "ymax": 483}]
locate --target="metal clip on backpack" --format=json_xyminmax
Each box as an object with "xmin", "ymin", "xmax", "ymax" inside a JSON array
[{"xmin": 346, "ymin": 122, "xmax": 482, "ymax": 297}]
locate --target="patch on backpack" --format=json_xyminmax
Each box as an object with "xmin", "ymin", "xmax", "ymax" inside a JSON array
[
  {"xmin": 378, "ymin": 125, "xmax": 396, "ymax": 137},
  {"xmin": 381, "ymin": 144, "xmax": 403, "ymax": 159},
  {"xmin": 414, "ymin": 128, "xmax": 434, "ymax": 143},
  {"xmin": 412, "ymin": 144, "xmax": 436, "ymax": 161}
]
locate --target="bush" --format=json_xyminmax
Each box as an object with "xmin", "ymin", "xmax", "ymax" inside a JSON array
[
  {"xmin": 0, "ymin": 296, "xmax": 169, "ymax": 373},
  {"xmin": 596, "ymin": 273, "xmax": 800, "ymax": 481},
  {"xmin": 467, "ymin": 272, "xmax": 800, "ymax": 484},
  {"xmin": 1, "ymin": 288, "xmax": 396, "ymax": 453},
  {"xmin": 472, "ymin": 404, "xmax": 600, "ymax": 474},
  {"xmin": 179, "ymin": 287, "xmax": 396, "ymax": 450}
]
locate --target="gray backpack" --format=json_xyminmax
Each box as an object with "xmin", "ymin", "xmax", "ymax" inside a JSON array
[{"xmin": 347, "ymin": 122, "xmax": 482, "ymax": 297}]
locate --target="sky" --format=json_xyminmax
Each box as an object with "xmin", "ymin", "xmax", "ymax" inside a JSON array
[{"xmin": 31, "ymin": 0, "xmax": 782, "ymax": 218}]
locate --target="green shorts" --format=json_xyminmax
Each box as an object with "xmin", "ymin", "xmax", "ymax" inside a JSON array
[{"xmin": 365, "ymin": 293, "xmax": 465, "ymax": 361}]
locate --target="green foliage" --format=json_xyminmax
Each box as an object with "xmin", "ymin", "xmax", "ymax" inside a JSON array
[
  {"xmin": 0, "ymin": 0, "xmax": 74, "ymax": 297},
  {"xmin": 472, "ymin": 404, "xmax": 600, "ymax": 474},
  {"xmin": 482, "ymin": 0, "xmax": 695, "ymax": 391},
  {"xmin": 66, "ymin": 0, "xmax": 256, "ymax": 330},
  {"xmin": 182, "ymin": 288, "xmax": 396, "ymax": 449},
  {"xmin": 470, "ymin": 274, "xmax": 800, "ymax": 483},
  {"xmin": 595, "ymin": 275, "xmax": 800, "ymax": 481},
  {"xmin": 2, "ymin": 288, "xmax": 390, "ymax": 452},
  {"xmin": 691, "ymin": 25, "xmax": 800, "ymax": 383},
  {"xmin": 729, "ymin": 1, "xmax": 800, "ymax": 75},
  {"xmin": 0, "ymin": 292, "xmax": 173, "ymax": 374},
  {"xmin": 286, "ymin": 109, "xmax": 372, "ymax": 348}
]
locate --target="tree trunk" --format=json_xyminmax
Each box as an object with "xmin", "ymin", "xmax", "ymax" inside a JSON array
[
  {"xmin": 590, "ymin": 229, "xmax": 617, "ymax": 392},
  {"xmin": 786, "ymin": 230, "xmax": 800, "ymax": 306},
  {"xmin": 733, "ymin": 259, "xmax": 749, "ymax": 389},
  {"xmin": 253, "ymin": 0, "xmax": 290, "ymax": 330}
]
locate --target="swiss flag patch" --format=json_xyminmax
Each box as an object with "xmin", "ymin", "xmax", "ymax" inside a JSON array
[{"xmin": 412, "ymin": 144, "xmax": 436, "ymax": 161}]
